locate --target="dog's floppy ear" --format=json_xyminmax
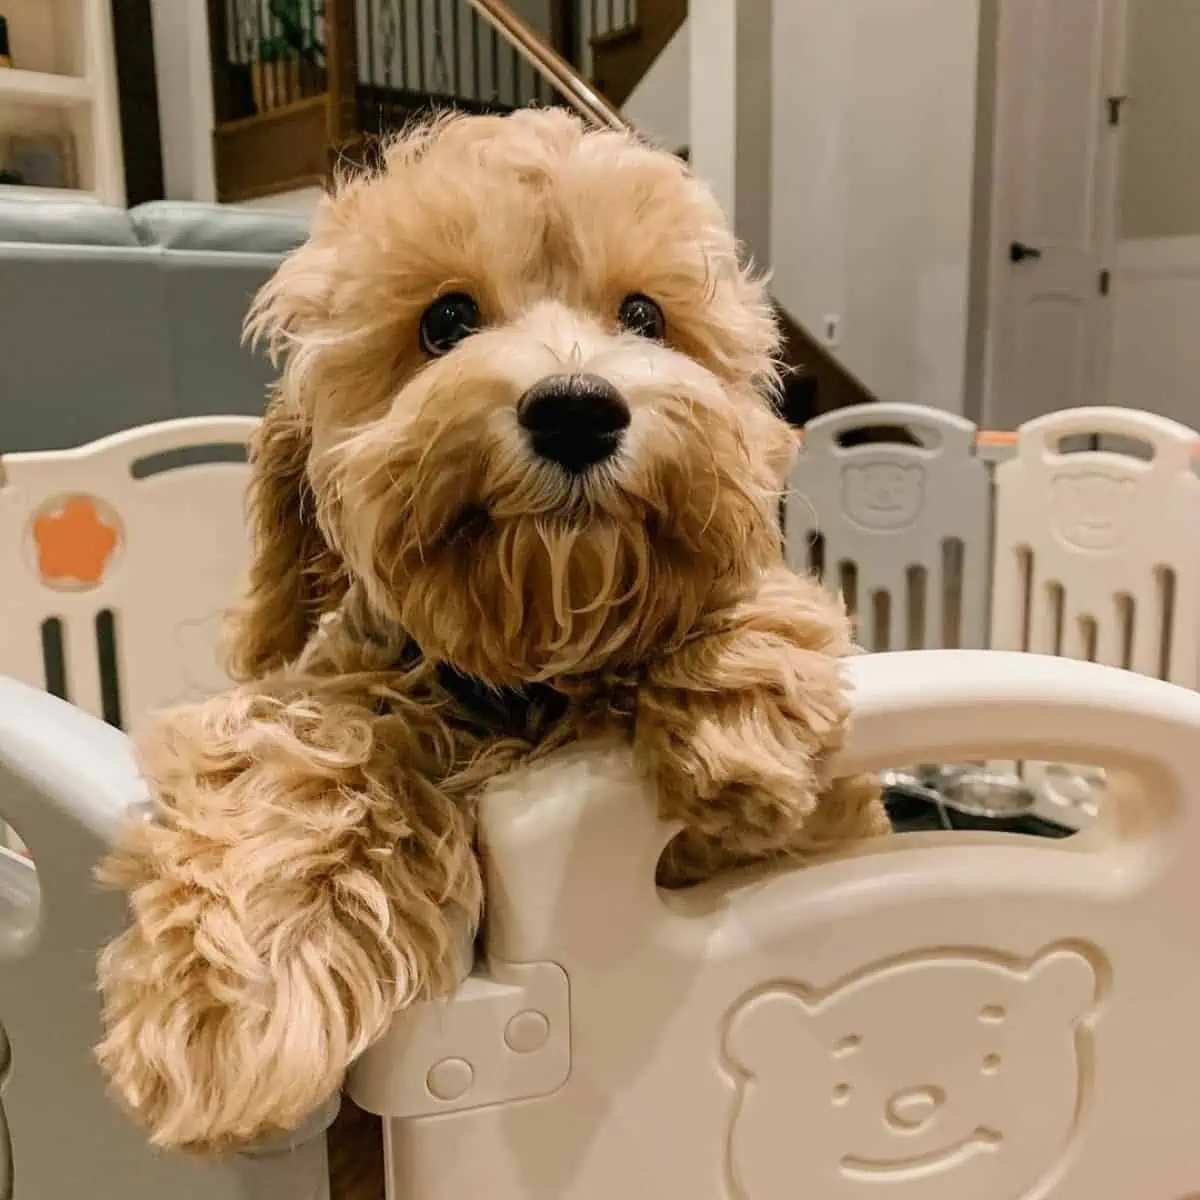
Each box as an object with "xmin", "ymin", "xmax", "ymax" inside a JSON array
[
  {"xmin": 227, "ymin": 391, "xmax": 344, "ymax": 681},
  {"xmin": 227, "ymin": 209, "xmax": 353, "ymax": 680}
]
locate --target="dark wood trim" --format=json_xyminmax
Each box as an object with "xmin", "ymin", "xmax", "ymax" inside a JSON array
[
  {"xmin": 549, "ymin": 0, "xmax": 581, "ymax": 69},
  {"xmin": 110, "ymin": 0, "xmax": 164, "ymax": 205},
  {"xmin": 213, "ymin": 96, "xmax": 331, "ymax": 202},
  {"xmin": 205, "ymin": 0, "xmax": 233, "ymax": 124},
  {"xmin": 774, "ymin": 304, "xmax": 878, "ymax": 424},
  {"xmin": 591, "ymin": 0, "xmax": 685, "ymax": 107},
  {"xmin": 325, "ymin": 0, "xmax": 359, "ymax": 142}
]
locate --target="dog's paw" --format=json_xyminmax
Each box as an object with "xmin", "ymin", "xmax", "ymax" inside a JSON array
[{"xmin": 96, "ymin": 920, "xmax": 346, "ymax": 1151}]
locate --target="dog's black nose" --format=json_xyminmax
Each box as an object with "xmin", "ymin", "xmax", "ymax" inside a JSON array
[{"xmin": 518, "ymin": 373, "xmax": 630, "ymax": 473}]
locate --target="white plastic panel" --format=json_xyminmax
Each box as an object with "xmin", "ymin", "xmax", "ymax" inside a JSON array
[
  {"xmin": 0, "ymin": 417, "xmax": 258, "ymax": 732},
  {"xmin": 0, "ymin": 676, "xmax": 333, "ymax": 1198},
  {"xmin": 990, "ymin": 406, "xmax": 1200, "ymax": 684},
  {"xmin": 786, "ymin": 404, "xmax": 992, "ymax": 652},
  {"xmin": 353, "ymin": 651, "xmax": 1200, "ymax": 1200}
]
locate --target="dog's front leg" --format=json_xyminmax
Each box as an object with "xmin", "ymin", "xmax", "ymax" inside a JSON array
[
  {"xmin": 95, "ymin": 671, "xmax": 479, "ymax": 1152},
  {"xmin": 635, "ymin": 566, "xmax": 888, "ymax": 886}
]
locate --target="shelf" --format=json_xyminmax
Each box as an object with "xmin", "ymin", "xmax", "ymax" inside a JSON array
[
  {"xmin": 0, "ymin": 68, "xmax": 93, "ymax": 108},
  {"xmin": 0, "ymin": 183, "xmax": 99, "ymax": 203}
]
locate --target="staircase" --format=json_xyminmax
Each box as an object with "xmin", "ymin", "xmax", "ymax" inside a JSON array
[{"xmin": 204, "ymin": 0, "xmax": 876, "ymax": 417}]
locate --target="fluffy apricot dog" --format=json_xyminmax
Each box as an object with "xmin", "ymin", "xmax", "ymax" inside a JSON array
[{"xmin": 95, "ymin": 108, "xmax": 886, "ymax": 1180}]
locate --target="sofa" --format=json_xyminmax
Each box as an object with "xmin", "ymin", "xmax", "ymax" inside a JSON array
[{"xmin": 0, "ymin": 198, "xmax": 311, "ymax": 453}]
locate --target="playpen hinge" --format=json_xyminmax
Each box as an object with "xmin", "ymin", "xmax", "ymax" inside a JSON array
[{"xmin": 347, "ymin": 959, "xmax": 571, "ymax": 1120}]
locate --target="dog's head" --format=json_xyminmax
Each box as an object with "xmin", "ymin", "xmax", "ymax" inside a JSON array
[{"xmin": 234, "ymin": 109, "xmax": 792, "ymax": 685}]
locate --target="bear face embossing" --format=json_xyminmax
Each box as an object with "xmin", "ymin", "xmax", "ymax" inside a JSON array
[
  {"xmin": 1049, "ymin": 472, "xmax": 1135, "ymax": 553},
  {"xmin": 723, "ymin": 947, "xmax": 1099, "ymax": 1199},
  {"xmin": 841, "ymin": 465, "xmax": 925, "ymax": 532}
]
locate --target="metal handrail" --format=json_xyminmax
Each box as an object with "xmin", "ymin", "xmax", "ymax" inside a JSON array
[{"xmin": 463, "ymin": 0, "xmax": 629, "ymax": 132}]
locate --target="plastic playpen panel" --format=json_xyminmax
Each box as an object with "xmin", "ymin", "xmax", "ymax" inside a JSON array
[
  {"xmin": 0, "ymin": 417, "xmax": 258, "ymax": 732},
  {"xmin": 990, "ymin": 407, "xmax": 1200, "ymax": 686},
  {"xmin": 349, "ymin": 651, "xmax": 1200, "ymax": 1200},
  {"xmin": 785, "ymin": 404, "xmax": 992, "ymax": 653},
  {"xmin": 0, "ymin": 678, "xmax": 332, "ymax": 1198}
]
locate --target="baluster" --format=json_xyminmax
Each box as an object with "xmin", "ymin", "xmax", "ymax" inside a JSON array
[
  {"xmin": 430, "ymin": 0, "xmax": 449, "ymax": 95},
  {"xmin": 399, "ymin": 0, "xmax": 410, "ymax": 87},
  {"xmin": 470, "ymin": 7, "xmax": 482, "ymax": 101},
  {"xmin": 489, "ymin": 18, "xmax": 500, "ymax": 103},
  {"xmin": 510, "ymin": 42, "xmax": 520, "ymax": 107},
  {"xmin": 365, "ymin": 0, "xmax": 377, "ymax": 89},
  {"xmin": 415, "ymin": 0, "xmax": 427, "ymax": 94},
  {"xmin": 326, "ymin": 0, "xmax": 360, "ymax": 141},
  {"xmin": 450, "ymin": 0, "xmax": 460, "ymax": 97}
]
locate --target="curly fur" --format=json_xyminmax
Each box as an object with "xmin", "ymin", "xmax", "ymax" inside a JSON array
[{"xmin": 95, "ymin": 108, "xmax": 887, "ymax": 1195}]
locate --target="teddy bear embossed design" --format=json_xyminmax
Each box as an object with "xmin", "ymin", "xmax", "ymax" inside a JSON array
[
  {"xmin": 30, "ymin": 495, "xmax": 122, "ymax": 591},
  {"xmin": 1050, "ymin": 472, "xmax": 1135, "ymax": 553},
  {"xmin": 841, "ymin": 464, "xmax": 925, "ymax": 532},
  {"xmin": 723, "ymin": 946, "xmax": 1100, "ymax": 1199}
]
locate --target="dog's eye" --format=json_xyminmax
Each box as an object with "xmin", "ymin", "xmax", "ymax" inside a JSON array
[
  {"xmin": 618, "ymin": 293, "xmax": 665, "ymax": 341},
  {"xmin": 420, "ymin": 292, "xmax": 481, "ymax": 356}
]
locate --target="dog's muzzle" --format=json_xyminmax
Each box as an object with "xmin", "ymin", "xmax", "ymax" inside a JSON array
[{"xmin": 518, "ymin": 373, "xmax": 630, "ymax": 474}]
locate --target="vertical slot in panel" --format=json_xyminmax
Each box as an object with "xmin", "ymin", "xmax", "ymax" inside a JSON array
[
  {"xmin": 906, "ymin": 565, "xmax": 927, "ymax": 649},
  {"xmin": 1017, "ymin": 547, "xmax": 1034, "ymax": 652},
  {"xmin": 1156, "ymin": 565, "xmax": 1177, "ymax": 681},
  {"xmin": 839, "ymin": 560, "xmax": 859, "ymax": 627},
  {"xmin": 809, "ymin": 532, "xmax": 826, "ymax": 581},
  {"xmin": 95, "ymin": 610, "xmax": 123, "ymax": 730},
  {"xmin": 1047, "ymin": 582, "xmax": 1066, "ymax": 657},
  {"xmin": 40, "ymin": 618, "xmax": 68, "ymax": 701},
  {"xmin": 871, "ymin": 591, "xmax": 891, "ymax": 653},
  {"xmin": 1116, "ymin": 593, "xmax": 1135, "ymax": 670},
  {"xmin": 1079, "ymin": 615, "xmax": 1099, "ymax": 663},
  {"xmin": 941, "ymin": 538, "xmax": 965, "ymax": 649}
]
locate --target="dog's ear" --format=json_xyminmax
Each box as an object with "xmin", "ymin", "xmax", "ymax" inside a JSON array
[
  {"xmin": 226, "ymin": 206, "xmax": 352, "ymax": 681},
  {"xmin": 227, "ymin": 391, "xmax": 344, "ymax": 680}
]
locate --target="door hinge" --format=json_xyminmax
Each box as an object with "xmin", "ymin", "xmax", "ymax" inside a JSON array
[
  {"xmin": 1107, "ymin": 95, "xmax": 1127, "ymax": 126},
  {"xmin": 1099, "ymin": 269, "xmax": 1112, "ymax": 296}
]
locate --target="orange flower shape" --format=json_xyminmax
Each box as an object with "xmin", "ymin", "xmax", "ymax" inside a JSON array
[{"xmin": 32, "ymin": 495, "xmax": 122, "ymax": 590}]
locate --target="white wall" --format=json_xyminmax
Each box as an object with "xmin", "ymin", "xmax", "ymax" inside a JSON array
[
  {"xmin": 149, "ymin": 0, "xmax": 216, "ymax": 202},
  {"xmin": 769, "ymin": 0, "xmax": 980, "ymax": 412},
  {"xmin": 1120, "ymin": 0, "xmax": 1200, "ymax": 240},
  {"xmin": 622, "ymin": 21, "xmax": 689, "ymax": 152}
]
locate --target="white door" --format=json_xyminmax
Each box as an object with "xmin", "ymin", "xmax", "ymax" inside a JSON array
[{"xmin": 985, "ymin": 0, "xmax": 1127, "ymax": 429}]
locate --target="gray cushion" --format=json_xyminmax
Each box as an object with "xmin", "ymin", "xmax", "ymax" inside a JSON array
[
  {"xmin": 129, "ymin": 201, "xmax": 312, "ymax": 255},
  {"xmin": 0, "ymin": 199, "xmax": 140, "ymax": 248}
]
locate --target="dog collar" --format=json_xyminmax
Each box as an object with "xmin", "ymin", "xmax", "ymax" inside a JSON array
[{"xmin": 435, "ymin": 662, "xmax": 569, "ymax": 735}]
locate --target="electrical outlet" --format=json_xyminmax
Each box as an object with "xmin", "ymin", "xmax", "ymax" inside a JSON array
[{"xmin": 823, "ymin": 314, "xmax": 842, "ymax": 347}]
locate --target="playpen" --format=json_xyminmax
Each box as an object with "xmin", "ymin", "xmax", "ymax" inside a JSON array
[{"xmin": 1, "ymin": 401, "xmax": 1200, "ymax": 1197}]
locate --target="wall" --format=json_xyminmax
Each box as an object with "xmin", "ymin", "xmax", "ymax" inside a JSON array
[
  {"xmin": 768, "ymin": 0, "xmax": 980, "ymax": 413},
  {"xmin": 622, "ymin": 21, "xmax": 689, "ymax": 151},
  {"xmin": 149, "ymin": 0, "xmax": 215, "ymax": 202},
  {"xmin": 1120, "ymin": 0, "xmax": 1200, "ymax": 240}
]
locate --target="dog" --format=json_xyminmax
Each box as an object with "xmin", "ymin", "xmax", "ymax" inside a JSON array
[{"xmin": 94, "ymin": 108, "xmax": 887, "ymax": 1193}]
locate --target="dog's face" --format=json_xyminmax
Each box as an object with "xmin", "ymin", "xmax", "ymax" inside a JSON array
[{"xmin": 240, "ymin": 110, "xmax": 792, "ymax": 685}]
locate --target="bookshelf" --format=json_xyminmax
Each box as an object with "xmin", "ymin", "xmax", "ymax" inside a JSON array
[{"xmin": 0, "ymin": 0, "xmax": 124, "ymax": 204}]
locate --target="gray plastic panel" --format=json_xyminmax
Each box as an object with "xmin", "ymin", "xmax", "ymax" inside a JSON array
[
  {"xmin": 0, "ymin": 677, "xmax": 331, "ymax": 1199},
  {"xmin": 785, "ymin": 403, "xmax": 993, "ymax": 652}
]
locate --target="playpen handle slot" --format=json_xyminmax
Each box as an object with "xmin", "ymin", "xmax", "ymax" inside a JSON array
[
  {"xmin": 835, "ymin": 650, "xmax": 1200, "ymax": 848},
  {"xmin": 801, "ymin": 402, "xmax": 977, "ymax": 460},
  {"xmin": 1020, "ymin": 406, "xmax": 1199, "ymax": 472}
]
